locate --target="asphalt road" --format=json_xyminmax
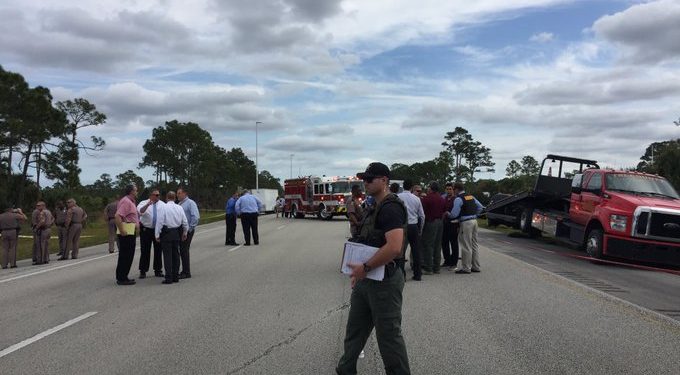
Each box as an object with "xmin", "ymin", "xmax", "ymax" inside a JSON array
[{"xmin": 1, "ymin": 216, "xmax": 679, "ymax": 374}]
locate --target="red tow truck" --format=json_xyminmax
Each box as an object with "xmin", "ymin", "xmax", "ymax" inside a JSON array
[
  {"xmin": 486, "ymin": 155, "xmax": 680, "ymax": 266},
  {"xmin": 284, "ymin": 176, "xmax": 364, "ymax": 220}
]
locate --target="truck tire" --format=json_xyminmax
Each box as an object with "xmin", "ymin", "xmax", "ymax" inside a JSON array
[
  {"xmin": 317, "ymin": 205, "xmax": 333, "ymax": 220},
  {"xmin": 519, "ymin": 209, "xmax": 541, "ymax": 238},
  {"xmin": 292, "ymin": 205, "xmax": 300, "ymax": 219},
  {"xmin": 585, "ymin": 229, "xmax": 604, "ymax": 259}
]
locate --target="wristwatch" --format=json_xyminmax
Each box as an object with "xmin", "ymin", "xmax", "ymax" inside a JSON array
[{"xmin": 363, "ymin": 263, "xmax": 372, "ymax": 273}]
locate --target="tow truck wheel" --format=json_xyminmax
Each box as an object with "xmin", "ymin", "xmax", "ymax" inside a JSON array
[
  {"xmin": 585, "ymin": 229, "xmax": 604, "ymax": 259},
  {"xmin": 292, "ymin": 205, "xmax": 300, "ymax": 219},
  {"xmin": 519, "ymin": 209, "xmax": 541, "ymax": 238}
]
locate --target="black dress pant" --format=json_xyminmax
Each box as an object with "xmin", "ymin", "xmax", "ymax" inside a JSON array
[
  {"xmin": 116, "ymin": 234, "xmax": 136, "ymax": 282},
  {"xmin": 442, "ymin": 221, "xmax": 459, "ymax": 266},
  {"xmin": 179, "ymin": 229, "xmax": 194, "ymax": 275},
  {"xmin": 407, "ymin": 224, "xmax": 422, "ymax": 278},
  {"xmin": 161, "ymin": 227, "xmax": 181, "ymax": 281},
  {"xmin": 225, "ymin": 213, "xmax": 236, "ymax": 244},
  {"xmin": 139, "ymin": 226, "xmax": 162, "ymax": 272},
  {"xmin": 240, "ymin": 213, "xmax": 259, "ymax": 245}
]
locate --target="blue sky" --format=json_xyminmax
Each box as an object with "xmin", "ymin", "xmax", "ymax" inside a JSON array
[{"xmin": 1, "ymin": 0, "xmax": 679, "ymax": 187}]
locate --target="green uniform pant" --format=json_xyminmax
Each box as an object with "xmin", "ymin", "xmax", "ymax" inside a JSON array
[
  {"xmin": 421, "ymin": 219, "xmax": 443, "ymax": 272},
  {"xmin": 337, "ymin": 270, "xmax": 411, "ymax": 375}
]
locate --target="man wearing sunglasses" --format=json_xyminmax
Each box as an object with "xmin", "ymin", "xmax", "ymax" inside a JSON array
[
  {"xmin": 137, "ymin": 188, "xmax": 165, "ymax": 279},
  {"xmin": 337, "ymin": 162, "xmax": 411, "ymax": 375}
]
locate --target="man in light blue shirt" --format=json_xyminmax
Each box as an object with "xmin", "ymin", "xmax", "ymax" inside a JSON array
[
  {"xmin": 177, "ymin": 187, "xmax": 200, "ymax": 278},
  {"xmin": 447, "ymin": 182, "xmax": 484, "ymax": 274},
  {"xmin": 235, "ymin": 190, "xmax": 263, "ymax": 246}
]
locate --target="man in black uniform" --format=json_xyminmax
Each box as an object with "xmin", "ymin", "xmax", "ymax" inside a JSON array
[{"xmin": 337, "ymin": 162, "xmax": 411, "ymax": 375}]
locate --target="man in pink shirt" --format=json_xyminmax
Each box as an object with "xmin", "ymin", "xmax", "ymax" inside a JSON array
[{"xmin": 114, "ymin": 184, "xmax": 140, "ymax": 285}]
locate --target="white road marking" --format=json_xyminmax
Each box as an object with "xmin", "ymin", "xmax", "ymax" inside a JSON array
[
  {"xmin": 228, "ymin": 245, "xmax": 244, "ymax": 252},
  {"xmin": 0, "ymin": 312, "xmax": 98, "ymax": 358},
  {"xmin": 0, "ymin": 251, "xmax": 123, "ymax": 285},
  {"xmin": 277, "ymin": 225, "xmax": 286, "ymax": 230}
]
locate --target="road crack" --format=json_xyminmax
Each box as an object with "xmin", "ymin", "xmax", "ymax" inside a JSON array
[{"xmin": 226, "ymin": 301, "xmax": 350, "ymax": 374}]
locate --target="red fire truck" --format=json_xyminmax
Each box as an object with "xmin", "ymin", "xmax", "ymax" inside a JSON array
[{"xmin": 284, "ymin": 176, "xmax": 364, "ymax": 220}]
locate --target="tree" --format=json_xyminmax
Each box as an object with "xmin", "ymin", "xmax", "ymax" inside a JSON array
[
  {"xmin": 115, "ymin": 170, "xmax": 145, "ymax": 192},
  {"xmin": 637, "ymin": 140, "xmax": 680, "ymax": 190},
  {"xmin": 47, "ymin": 99, "xmax": 107, "ymax": 189},
  {"xmin": 441, "ymin": 127, "xmax": 473, "ymax": 181},
  {"xmin": 465, "ymin": 142, "xmax": 495, "ymax": 182},
  {"xmin": 505, "ymin": 160, "xmax": 521, "ymax": 177},
  {"xmin": 520, "ymin": 155, "xmax": 540, "ymax": 176}
]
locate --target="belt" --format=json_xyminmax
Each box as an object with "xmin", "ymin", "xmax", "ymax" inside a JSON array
[
  {"xmin": 460, "ymin": 217, "xmax": 477, "ymax": 222},
  {"xmin": 70, "ymin": 221, "xmax": 81, "ymax": 224},
  {"xmin": 0, "ymin": 227, "xmax": 17, "ymax": 231}
]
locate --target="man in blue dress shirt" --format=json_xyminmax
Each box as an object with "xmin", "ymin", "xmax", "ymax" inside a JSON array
[
  {"xmin": 235, "ymin": 190, "xmax": 263, "ymax": 246},
  {"xmin": 177, "ymin": 187, "xmax": 200, "ymax": 278},
  {"xmin": 225, "ymin": 191, "xmax": 240, "ymax": 246}
]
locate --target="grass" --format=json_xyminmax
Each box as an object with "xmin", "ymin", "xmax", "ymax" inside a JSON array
[{"xmin": 12, "ymin": 209, "xmax": 226, "ymax": 261}]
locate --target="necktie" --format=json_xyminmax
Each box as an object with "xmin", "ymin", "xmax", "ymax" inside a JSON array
[{"xmin": 152, "ymin": 203, "xmax": 157, "ymax": 227}]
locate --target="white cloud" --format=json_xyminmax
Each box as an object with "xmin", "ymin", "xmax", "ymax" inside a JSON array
[{"xmin": 530, "ymin": 32, "xmax": 554, "ymax": 43}]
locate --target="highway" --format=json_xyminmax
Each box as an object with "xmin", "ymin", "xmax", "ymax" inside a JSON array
[{"xmin": 1, "ymin": 216, "xmax": 679, "ymax": 374}]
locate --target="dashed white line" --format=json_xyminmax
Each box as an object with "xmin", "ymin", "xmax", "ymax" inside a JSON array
[
  {"xmin": 277, "ymin": 225, "xmax": 286, "ymax": 230},
  {"xmin": 228, "ymin": 245, "xmax": 244, "ymax": 252},
  {"xmin": 0, "ymin": 312, "xmax": 98, "ymax": 358}
]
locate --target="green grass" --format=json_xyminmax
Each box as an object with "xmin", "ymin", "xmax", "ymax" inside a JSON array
[{"xmin": 13, "ymin": 209, "xmax": 226, "ymax": 261}]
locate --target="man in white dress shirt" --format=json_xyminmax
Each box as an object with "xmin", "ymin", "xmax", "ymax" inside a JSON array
[
  {"xmin": 137, "ymin": 188, "xmax": 165, "ymax": 279},
  {"xmin": 155, "ymin": 191, "xmax": 188, "ymax": 284},
  {"xmin": 397, "ymin": 180, "xmax": 425, "ymax": 281}
]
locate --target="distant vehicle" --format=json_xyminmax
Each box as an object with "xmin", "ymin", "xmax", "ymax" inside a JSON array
[
  {"xmin": 284, "ymin": 176, "xmax": 364, "ymax": 220},
  {"xmin": 251, "ymin": 189, "xmax": 279, "ymax": 213},
  {"xmin": 486, "ymin": 154, "xmax": 680, "ymax": 266}
]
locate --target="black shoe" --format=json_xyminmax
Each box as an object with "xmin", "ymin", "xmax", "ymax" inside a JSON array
[
  {"xmin": 162, "ymin": 280, "xmax": 173, "ymax": 284},
  {"xmin": 471, "ymin": 269, "xmax": 481, "ymax": 273},
  {"xmin": 72, "ymin": 256, "xmax": 78, "ymax": 259},
  {"xmin": 154, "ymin": 271, "xmax": 164, "ymax": 277},
  {"xmin": 254, "ymin": 242, "xmax": 259, "ymax": 245},
  {"xmin": 179, "ymin": 273, "xmax": 191, "ymax": 279},
  {"xmin": 32, "ymin": 261, "xmax": 38, "ymax": 265},
  {"xmin": 172, "ymin": 278, "xmax": 179, "ymax": 283},
  {"xmin": 117, "ymin": 280, "xmax": 136, "ymax": 285},
  {"xmin": 139, "ymin": 272, "xmax": 146, "ymax": 279},
  {"xmin": 244, "ymin": 243, "xmax": 251, "ymax": 246},
  {"xmin": 411, "ymin": 276, "xmax": 422, "ymax": 281},
  {"xmin": 57, "ymin": 257, "xmax": 68, "ymax": 261},
  {"xmin": 455, "ymin": 269, "xmax": 471, "ymax": 274},
  {"xmin": 10, "ymin": 265, "xmax": 17, "ymax": 269},
  {"xmin": 109, "ymin": 250, "xmax": 115, "ymax": 254}
]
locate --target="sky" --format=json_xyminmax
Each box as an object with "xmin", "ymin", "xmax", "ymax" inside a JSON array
[{"xmin": 2, "ymin": 0, "xmax": 680, "ymax": 186}]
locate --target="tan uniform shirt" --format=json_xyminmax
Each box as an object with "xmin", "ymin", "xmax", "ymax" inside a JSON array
[
  {"xmin": 38, "ymin": 209, "xmax": 54, "ymax": 229},
  {"xmin": 0, "ymin": 212, "xmax": 20, "ymax": 233},
  {"xmin": 66, "ymin": 206, "xmax": 87, "ymax": 227},
  {"xmin": 55, "ymin": 209, "xmax": 67, "ymax": 226},
  {"xmin": 105, "ymin": 201, "xmax": 117, "ymax": 221}
]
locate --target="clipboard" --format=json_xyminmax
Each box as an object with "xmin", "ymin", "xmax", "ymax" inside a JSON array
[
  {"xmin": 341, "ymin": 241, "xmax": 384, "ymax": 281},
  {"xmin": 116, "ymin": 222, "xmax": 136, "ymax": 236}
]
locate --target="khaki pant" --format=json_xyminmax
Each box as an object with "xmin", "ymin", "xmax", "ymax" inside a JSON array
[
  {"xmin": 1, "ymin": 230, "xmax": 18, "ymax": 268},
  {"xmin": 67, "ymin": 223, "xmax": 83, "ymax": 259},
  {"xmin": 107, "ymin": 219, "xmax": 117, "ymax": 252},
  {"xmin": 36, "ymin": 229, "xmax": 51, "ymax": 264},
  {"xmin": 458, "ymin": 219, "xmax": 480, "ymax": 272}
]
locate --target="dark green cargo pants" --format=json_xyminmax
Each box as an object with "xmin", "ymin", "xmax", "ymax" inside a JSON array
[{"xmin": 336, "ymin": 269, "xmax": 411, "ymax": 375}]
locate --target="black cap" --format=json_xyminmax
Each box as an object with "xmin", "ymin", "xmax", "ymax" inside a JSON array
[{"xmin": 357, "ymin": 162, "xmax": 390, "ymax": 179}]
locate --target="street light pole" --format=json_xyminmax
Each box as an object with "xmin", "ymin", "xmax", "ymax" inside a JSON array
[
  {"xmin": 256, "ymin": 121, "xmax": 262, "ymax": 190},
  {"xmin": 290, "ymin": 153, "xmax": 294, "ymax": 179}
]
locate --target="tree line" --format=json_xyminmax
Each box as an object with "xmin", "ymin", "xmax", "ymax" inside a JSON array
[{"xmin": 1, "ymin": 65, "xmax": 282, "ymax": 217}]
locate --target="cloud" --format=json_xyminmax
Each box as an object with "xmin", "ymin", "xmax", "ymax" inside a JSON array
[
  {"xmin": 265, "ymin": 135, "xmax": 363, "ymax": 152},
  {"xmin": 593, "ymin": 0, "xmax": 680, "ymax": 64},
  {"xmin": 529, "ymin": 32, "xmax": 554, "ymax": 43}
]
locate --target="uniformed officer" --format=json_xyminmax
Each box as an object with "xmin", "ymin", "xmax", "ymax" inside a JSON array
[
  {"xmin": 0, "ymin": 207, "xmax": 27, "ymax": 269},
  {"xmin": 155, "ymin": 191, "xmax": 188, "ymax": 284},
  {"xmin": 447, "ymin": 182, "xmax": 484, "ymax": 274},
  {"xmin": 104, "ymin": 199, "xmax": 118, "ymax": 253},
  {"xmin": 336, "ymin": 162, "xmax": 411, "ymax": 375},
  {"xmin": 54, "ymin": 201, "xmax": 67, "ymax": 257},
  {"xmin": 34, "ymin": 201, "xmax": 54, "ymax": 265},
  {"xmin": 61, "ymin": 198, "xmax": 87, "ymax": 260}
]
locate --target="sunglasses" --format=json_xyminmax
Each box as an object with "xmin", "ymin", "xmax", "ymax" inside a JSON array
[
  {"xmin": 362, "ymin": 176, "xmax": 384, "ymax": 183},
  {"xmin": 415, "ymin": 190, "xmax": 422, "ymax": 193},
  {"xmin": 152, "ymin": 193, "xmax": 160, "ymax": 196}
]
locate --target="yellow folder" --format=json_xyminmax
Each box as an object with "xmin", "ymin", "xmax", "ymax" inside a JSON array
[{"xmin": 116, "ymin": 222, "xmax": 136, "ymax": 236}]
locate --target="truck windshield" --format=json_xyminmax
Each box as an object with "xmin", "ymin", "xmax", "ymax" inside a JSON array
[
  {"xmin": 331, "ymin": 181, "xmax": 364, "ymax": 194},
  {"xmin": 606, "ymin": 174, "xmax": 680, "ymax": 199}
]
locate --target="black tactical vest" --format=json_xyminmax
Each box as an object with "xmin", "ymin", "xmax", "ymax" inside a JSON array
[
  {"xmin": 454, "ymin": 192, "xmax": 478, "ymax": 219},
  {"xmin": 355, "ymin": 193, "xmax": 408, "ymax": 259}
]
